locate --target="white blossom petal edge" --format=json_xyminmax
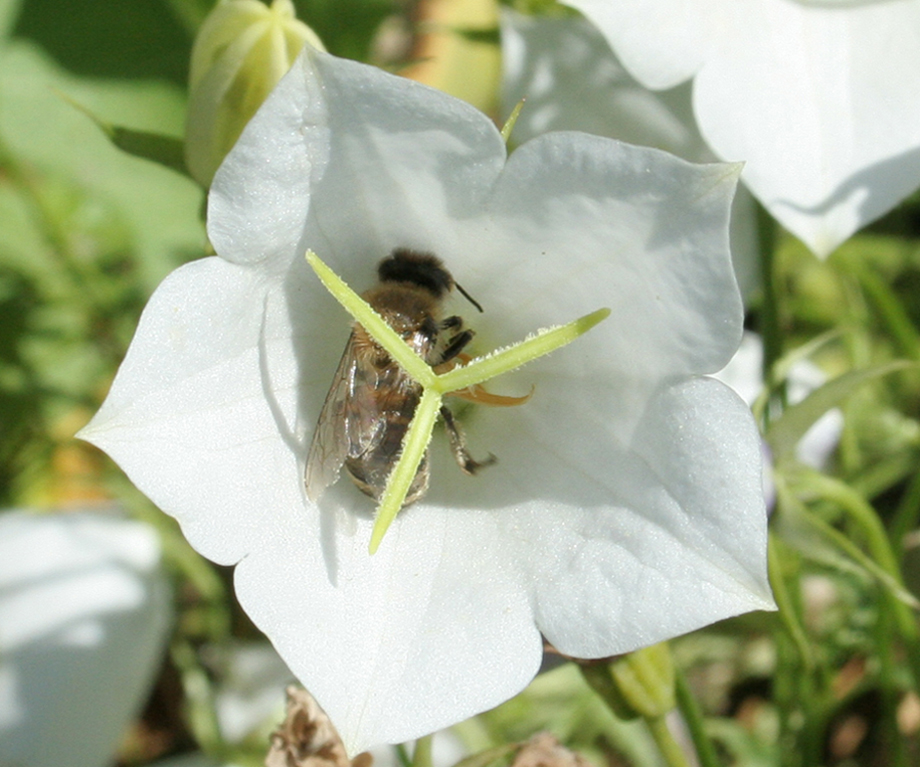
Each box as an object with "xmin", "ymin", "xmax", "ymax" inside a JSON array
[
  {"xmin": 0, "ymin": 510, "xmax": 171, "ymax": 767},
  {"xmin": 499, "ymin": 8, "xmax": 760, "ymax": 297},
  {"xmin": 79, "ymin": 48, "xmax": 775, "ymax": 754},
  {"xmin": 565, "ymin": 0, "xmax": 920, "ymax": 257}
]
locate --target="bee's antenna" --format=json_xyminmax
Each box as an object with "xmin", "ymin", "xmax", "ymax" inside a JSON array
[{"xmin": 455, "ymin": 282, "xmax": 484, "ymax": 313}]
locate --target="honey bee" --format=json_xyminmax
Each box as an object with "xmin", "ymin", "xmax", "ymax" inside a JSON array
[{"xmin": 305, "ymin": 248, "xmax": 524, "ymax": 505}]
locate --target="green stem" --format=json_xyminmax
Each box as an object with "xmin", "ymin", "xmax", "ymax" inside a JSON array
[
  {"xmin": 800, "ymin": 471, "xmax": 917, "ymax": 610},
  {"xmin": 646, "ymin": 716, "xmax": 692, "ymax": 767},
  {"xmin": 767, "ymin": 529, "xmax": 814, "ymax": 672},
  {"xmin": 170, "ymin": 638, "xmax": 225, "ymax": 757},
  {"xmin": 756, "ymin": 202, "xmax": 783, "ymax": 422},
  {"xmin": 889, "ymin": 463, "xmax": 920, "ymax": 557},
  {"xmin": 797, "ymin": 498, "xmax": 916, "ymax": 608},
  {"xmin": 875, "ymin": 591, "xmax": 907, "ymax": 767},
  {"xmin": 674, "ymin": 666, "xmax": 721, "ymax": 767},
  {"xmin": 411, "ymin": 735, "xmax": 434, "ymax": 767},
  {"xmin": 847, "ymin": 255, "xmax": 920, "ymax": 360},
  {"xmin": 791, "ymin": 470, "xmax": 920, "ymax": 694},
  {"xmin": 395, "ymin": 743, "xmax": 412, "ymax": 767}
]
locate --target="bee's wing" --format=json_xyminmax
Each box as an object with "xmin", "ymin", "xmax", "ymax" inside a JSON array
[{"xmin": 304, "ymin": 334, "xmax": 360, "ymax": 503}]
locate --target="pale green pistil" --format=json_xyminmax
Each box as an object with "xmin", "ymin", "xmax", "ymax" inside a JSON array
[{"xmin": 306, "ymin": 251, "xmax": 610, "ymax": 554}]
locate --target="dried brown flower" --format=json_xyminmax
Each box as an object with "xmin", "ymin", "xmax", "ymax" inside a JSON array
[
  {"xmin": 266, "ymin": 687, "xmax": 374, "ymax": 767},
  {"xmin": 510, "ymin": 733, "xmax": 592, "ymax": 767}
]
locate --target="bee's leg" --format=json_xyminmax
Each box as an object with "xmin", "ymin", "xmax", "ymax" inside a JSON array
[
  {"xmin": 439, "ymin": 328, "xmax": 475, "ymax": 364},
  {"xmin": 440, "ymin": 315, "xmax": 463, "ymax": 331},
  {"xmin": 439, "ymin": 405, "xmax": 496, "ymax": 475}
]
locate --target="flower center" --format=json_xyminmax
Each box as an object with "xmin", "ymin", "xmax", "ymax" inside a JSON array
[{"xmin": 306, "ymin": 251, "xmax": 610, "ymax": 554}]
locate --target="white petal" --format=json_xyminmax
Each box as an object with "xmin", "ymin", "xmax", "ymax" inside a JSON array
[
  {"xmin": 568, "ymin": 0, "xmax": 920, "ymax": 256},
  {"xmin": 463, "ymin": 135, "xmax": 743, "ymax": 439},
  {"xmin": 498, "ymin": 377, "xmax": 774, "ymax": 656},
  {"xmin": 0, "ymin": 511, "xmax": 171, "ymax": 767},
  {"xmin": 563, "ymin": 0, "xmax": 710, "ymax": 88},
  {"xmin": 499, "ymin": 9, "xmax": 760, "ymax": 296},
  {"xmin": 233, "ymin": 504, "xmax": 543, "ymax": 753},
  {"xmin": 83, "ymin": 48, "xmax": 771, "ymax": 755},
  {"xmin": 500, "ymin": 9, "xmax": 704, "ymax": 158},
  {"xmin": 79, "ymin": 256, "xmax": 317, "ymax": 566},
  {"xmin": 209, "ymin": 49, "xmax": 507, "ymax": 277},
  {"xmin": 694, "ymin": 0, "xmax": 920, "ymax": 256}
]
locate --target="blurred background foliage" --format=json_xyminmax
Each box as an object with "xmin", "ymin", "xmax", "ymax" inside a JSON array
[{"xmin": 3, "ymin": 0, "xmax": 920, "ymax": 766}]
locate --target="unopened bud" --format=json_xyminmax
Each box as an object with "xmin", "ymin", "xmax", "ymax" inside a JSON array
[
  {"xmin": 582, "ymin": 643, "xmax": 676, "ymax": 720},
  {"xmin": 185, "ymin": 0, "xmax": 324, "ymax": 187}
]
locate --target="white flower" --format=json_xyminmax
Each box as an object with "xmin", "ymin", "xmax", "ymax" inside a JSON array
[
  {"xmin": 501, "ymin": 9, "xmax": 702, "ymax": 160},
  {"xmin": 500, "ymin": 8, "xmax": 759, "ymax": 295},
  {"xmin": 716, "ymin": 332, "xmax": 843, "ymax": 471},
  {"xmin": 212, "ymin": 641, "xmax": 294, "ymax": 743},
  {"xmin": 79, "ymin": 48, "xmax": 774, "ymax": 753},
  {"xmin": 563, "ymin": 0, "xmax": 920, "ymax": 257},
  {"xmin": 715, "ymin": 332, "xmax": 845, "ymax": 507},
  {"xmin": 0, "ymin": 510, "xmax": 171, "ymax": 767}
]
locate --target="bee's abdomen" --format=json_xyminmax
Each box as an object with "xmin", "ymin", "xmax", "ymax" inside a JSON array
[{"xmin": 344, "ymin": 396, "xmax": 430, "ymax": 505}]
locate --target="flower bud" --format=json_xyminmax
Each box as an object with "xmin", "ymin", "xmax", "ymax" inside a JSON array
[
  {"xmin": 185, "ymin": 0, "xmax": 324, "ymax": 187},
  {"xmin": 581, "ymin": 643, "xmax": 676, "ymax": 720}
]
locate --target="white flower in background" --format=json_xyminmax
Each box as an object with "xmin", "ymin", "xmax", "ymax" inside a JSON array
[
  {"xmin": 211, "ymin": 641, "xmax": 467, "ymax": 765},
  {"xmin": 80, "ymin": 48, "xmax": 774, "ymax": 753},
  {"xmin": 716, "ymin": 332, "xmax": 844, "ymax": 471},
  {"xmin": 501, "ymin": 9, "xmax": 702, "ymax": 161},
  {"xmin": 211, "ymin": 641, "xmax": 294, "ymax": 744},
  {"xmin": 500, "ymin": 8, "xmax": 759, "ymax": 295},
  {"xmin": 0, "ymin": 510, "xmax": 171, "ymax": 767},
  {"xmin": 562, "ymin": 0, "xmax": 920, "ymax": 258}
]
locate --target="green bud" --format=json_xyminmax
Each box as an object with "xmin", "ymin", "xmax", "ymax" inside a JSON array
[
  {"xmin": 582, "ymin": 643, "xmax": 676, "ymax": 720},
  {"xmin": 185, "ymin": 0, "xmax": 325, "ymax": 187}
]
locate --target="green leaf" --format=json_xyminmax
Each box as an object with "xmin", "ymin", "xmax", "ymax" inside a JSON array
[
  {"xmin": 766, "ymin": 360, "xmax": 917, "ymax": 462},
  {"xmin": 0, "ymin": 41, "xmax": 203, "ymax": 285},
  {"xmin": 103, "ymin": 126, "xmax": 188, "ymax": 179},
  {"xmin": 57, "ymin": 91, "xmax": 192, "ymax": 180},
  {"xmin": 775, "ymin": 475, "xmax": 920, "ymax": 610},
  {"xmin": 582, "ymin": 645, "xmax": 676, "ymax": 722},
  {"xmin": 13, "ymin": 0, "xmax": 191, "ymax": 85},
  {"xmin": 450, "ymin": 26, "xmax": 501, "ymax": 46},
  {"xmin": 0, "ymin": 0, "xmax": 20, "ymax": 42}
]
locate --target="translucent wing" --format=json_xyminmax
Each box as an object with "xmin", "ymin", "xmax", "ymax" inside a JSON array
[
  {"xmin": 304, "ymin": 333, "xmax": 361, "ymax": 503},
  {"xmin": 304, "ymin": 322, "xmax": 434, "ymax": 503}
]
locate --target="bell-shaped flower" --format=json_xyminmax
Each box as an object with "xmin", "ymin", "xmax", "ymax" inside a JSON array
[
  {"xmin": 500, "ymin": 8, "xmax": 759, "ymax": 295},
  {"xmin": 185, "ymin": 0, "xmax": 324, "ymax": 187},
  {"xmin": 0, "ymin": 510, "xmax": 171, "ymax": 767},
  {"xmin": 562, "ymin": 0, "xmax": 920, "ymax": 258},
  {"xmin": 79, "ymin": 47, "xmax": 774, "ymax": 754},
  {"xmin": 715, "ymin": 332, "xmax": 845, "ymax": 508},
  {"xmin": 716, "ymin": 332, "xmax": 843, "ymax": 472}
]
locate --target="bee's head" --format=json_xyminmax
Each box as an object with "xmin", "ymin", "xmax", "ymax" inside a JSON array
[
  {"xmin": 379, "ymin": 248, "xmax": 483, "ymax": 312},
  {"xmin": 378, "ymin": 249, "xmax": 453, "ymax": 297}
]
